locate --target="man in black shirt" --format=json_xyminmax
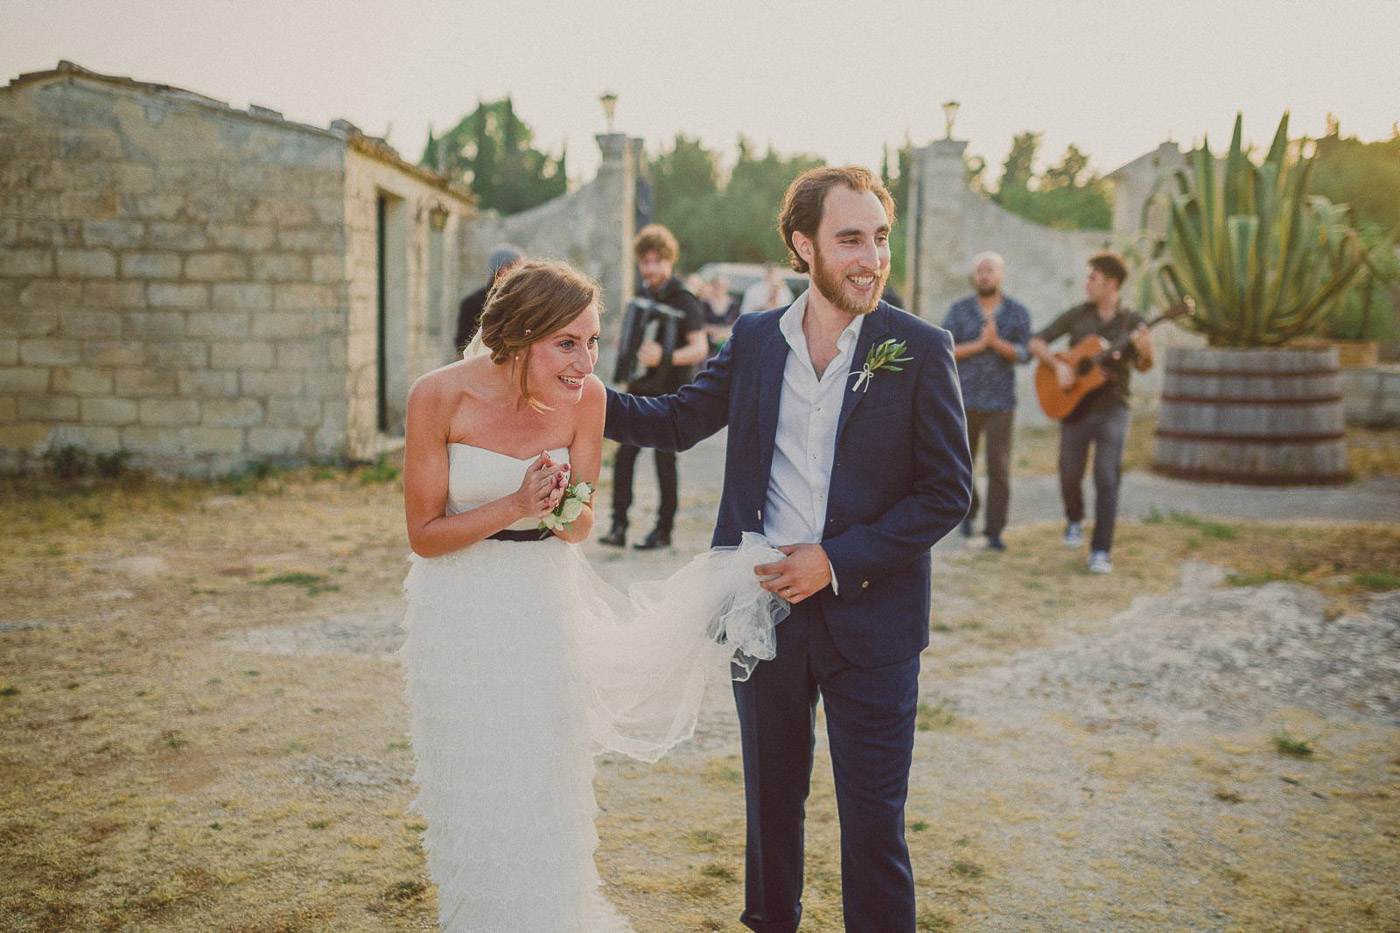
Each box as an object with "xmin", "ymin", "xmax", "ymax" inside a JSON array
[
  {"xmin": 454, "ymin": 245, "xmax": 522, "ymax": 355},
  {"xmin": 600, "ymin": 224, "xmax": 708, "ymax": 550},
  {"xmin": 1029, "ymin": 251, "xmax": 1154, "ymax": 574}
]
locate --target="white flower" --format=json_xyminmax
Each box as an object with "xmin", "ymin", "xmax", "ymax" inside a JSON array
[{"xmin": 538, "ymin": 480, "xmax": 594, "ymax": 535}]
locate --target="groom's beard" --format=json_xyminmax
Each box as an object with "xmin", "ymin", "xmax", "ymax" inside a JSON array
[{"xmin": 810, "ymin": 245, "xmax": 888, "ymax": 316}]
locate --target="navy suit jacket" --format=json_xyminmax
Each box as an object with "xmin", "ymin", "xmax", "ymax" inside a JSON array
[{"xmin": 605, "ymin": 300, "xmax": 973, "ymax": 669}]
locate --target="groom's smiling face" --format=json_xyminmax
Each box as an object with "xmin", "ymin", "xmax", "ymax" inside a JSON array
[{"xmin": 800, "ymin": 186, "xmax": 891, "ymax": 316}]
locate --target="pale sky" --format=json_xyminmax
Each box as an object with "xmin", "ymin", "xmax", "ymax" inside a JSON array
[{"xmin": 4, "ymin": 0, "xmax": 1396, "ymax": 186}]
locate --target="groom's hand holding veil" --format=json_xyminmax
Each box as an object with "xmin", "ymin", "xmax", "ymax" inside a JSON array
[{"xmin": 753, "ymin": 543, "xmax": 833, "ymax": 605}]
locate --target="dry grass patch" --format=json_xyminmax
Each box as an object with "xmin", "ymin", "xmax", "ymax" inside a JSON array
[
  {"xmin": 1345, "ymin": 425, "xmax": 1400, "ymax": 478},
  {"xmin": 3, "ymin": 458, "xmax": 1398, "ymax": 931},
  {"xmin": 0, "ymin": 465, "xmax": 432, "ymax": 932}
]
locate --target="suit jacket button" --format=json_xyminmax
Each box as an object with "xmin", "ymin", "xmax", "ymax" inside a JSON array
[{"xmin": 861, "ymin": 580, "xmax": 869, "ymax": 589}]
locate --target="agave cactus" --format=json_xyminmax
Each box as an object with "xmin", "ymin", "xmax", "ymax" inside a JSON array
[
  {"xmin": 1320, "ymin": 224, "xmax": 1398, "ymax": 341},
  {"xmin": 1147, "ymin": 113, "xmax": 1368, "ymax": 347}
]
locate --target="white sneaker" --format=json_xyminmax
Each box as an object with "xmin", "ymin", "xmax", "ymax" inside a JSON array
[
  {"xmin": 1088, "ymin": 550, "xmax": 1113, "ymax": 574},
  {"xmin": 1064, "ymin": 521, "xmax": 1084, "ymax": 548}
]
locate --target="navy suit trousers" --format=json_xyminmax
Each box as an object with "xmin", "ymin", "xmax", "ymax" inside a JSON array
[{"xmin": 733, "ymin": 597, "xmax": 920, "ymax": 933}]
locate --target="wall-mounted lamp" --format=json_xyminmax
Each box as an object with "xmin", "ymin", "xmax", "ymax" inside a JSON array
[{"xmin": 428, "ymin": 202, "xmax": 449, "ymax": 232}]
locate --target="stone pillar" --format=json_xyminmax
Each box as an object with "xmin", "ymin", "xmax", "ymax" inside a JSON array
[
  {"xmin": 593, "ymin": 132, "xmax": 636, "ymax": 321},
  {"xmin": 906, "ymin": 137, "xmax": 969, "ymax": 320}
]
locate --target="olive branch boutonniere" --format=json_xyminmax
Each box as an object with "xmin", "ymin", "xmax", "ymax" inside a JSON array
[{"xmin": 849, "ymin": 338, "xmax": 913, "ymax": 393}]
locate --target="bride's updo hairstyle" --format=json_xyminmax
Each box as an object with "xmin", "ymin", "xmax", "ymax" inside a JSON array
[{"xmin": 477, "ymin": 259, "xmax": 602, "ymax": 410}]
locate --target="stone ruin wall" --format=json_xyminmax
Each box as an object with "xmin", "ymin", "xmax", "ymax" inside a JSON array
[
  {"xmin": 0, "ymin": 72, "xmax": 354, "ymax": 475},
  {"xmin": 0, "ymin": 67, "xmax": 478, "ymax": 475}
]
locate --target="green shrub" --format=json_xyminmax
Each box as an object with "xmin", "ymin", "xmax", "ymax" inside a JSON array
[{"xmin": 42, "ymin": 445, "xmax": 90, "ymax": 479}]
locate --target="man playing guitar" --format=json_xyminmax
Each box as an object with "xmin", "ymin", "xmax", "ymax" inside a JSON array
[{"xmin": 1028, "ymin": 250, "xmax": 1153, "ymax": 575}]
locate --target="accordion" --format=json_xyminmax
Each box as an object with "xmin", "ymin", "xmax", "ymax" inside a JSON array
[{"xmin": 612, "ymin": 297, "xmax": 688, "ymax": 385}]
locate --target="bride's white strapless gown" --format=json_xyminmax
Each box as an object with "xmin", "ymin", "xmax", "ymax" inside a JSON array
[{"xmin": 401, "ymin": 443, "xmax": 786, "ymax": 932}]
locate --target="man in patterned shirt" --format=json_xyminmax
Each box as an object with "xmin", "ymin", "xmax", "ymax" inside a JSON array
[{"xmin": 941, "ymin": 252, "xmax": 1031, "ymax": 551}]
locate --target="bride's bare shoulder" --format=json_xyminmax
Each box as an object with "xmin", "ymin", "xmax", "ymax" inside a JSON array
[
  {"xmin": 581, "ymin": 373, "xmax": 606, "ymax": 407},
  {"xmin": 410, "ymin": 357, "xmax": 492, "ymax": 407},
  {"xmin": 571, "ymin": 374, "xmax": 606, "ymax": 432}
]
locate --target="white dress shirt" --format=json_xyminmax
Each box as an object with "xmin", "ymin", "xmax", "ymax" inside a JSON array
[{"xmin": 763, "ymin": 290, "xmax": 864, "ymax": 593}]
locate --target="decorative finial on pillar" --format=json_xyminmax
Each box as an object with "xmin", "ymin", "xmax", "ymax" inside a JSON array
[
  {"xmin": 941, "ymin": 100, "xmax": 961, "ymax": 140},
  {"xmin": 600, "ymin": 91, "xmax": 618, "ymax": 134}
]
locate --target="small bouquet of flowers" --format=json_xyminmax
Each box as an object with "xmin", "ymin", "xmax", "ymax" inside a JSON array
[{"xmin": 539, "ymin": 479, "xmax": 594, "ymax": 536}]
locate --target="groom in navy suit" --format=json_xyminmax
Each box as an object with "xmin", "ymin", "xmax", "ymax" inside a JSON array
[{"xmin": 605, "ymin": 166, "xmax": 972, "ymax": 932}]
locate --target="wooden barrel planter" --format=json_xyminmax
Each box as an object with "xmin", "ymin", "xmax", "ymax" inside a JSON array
[{"xmin": 1153, "ymin": 346, "xmax": 1349, "ymax": 485}]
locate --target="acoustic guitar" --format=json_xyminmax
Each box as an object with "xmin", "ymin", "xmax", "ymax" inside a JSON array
[{"xmin": 1035, "ymin": 304, "xmax": 1189, "ymax": 421}]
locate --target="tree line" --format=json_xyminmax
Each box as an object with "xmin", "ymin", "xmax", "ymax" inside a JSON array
[{"xmin": 421, "ymin": 99, "xmax": 1399, "ymax": 297}]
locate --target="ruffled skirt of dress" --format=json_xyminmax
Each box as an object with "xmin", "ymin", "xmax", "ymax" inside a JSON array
[{"xmin": 401, "ymin": 533, "xmax": 786, "ymax": 932}]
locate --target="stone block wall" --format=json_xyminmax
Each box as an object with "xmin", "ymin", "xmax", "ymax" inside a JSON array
[
  {"xmin": 0, "ymin": 69, "xmax": 354, "ymax": 475},
  {"xmin": 0, "ymin": 65, "xmax": 475, "ymax": 475}
]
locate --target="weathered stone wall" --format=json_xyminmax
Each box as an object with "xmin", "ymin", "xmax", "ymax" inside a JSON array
[
  {"xmin": 0, "ymin": 65, "xmax": 475, "ymax": 475},
  {"xmin": 1106, "ymin": 142, "xmax": 1184, "ymax": 240},
  {"xmin": 906, "ymin": 139, "xmax": 1110, "ymax": 330},
  {"xmin": 0, "ymin": 69, "xmax": 352, "ymax": 475},
  {"xmin": 459, "ymin": 133, "xmax": 636, "ymax": 353}
]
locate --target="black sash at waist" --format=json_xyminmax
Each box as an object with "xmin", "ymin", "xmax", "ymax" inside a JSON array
[{"xmin": 487, "ymin": 528, "xmax": 548, "ymax": 542}]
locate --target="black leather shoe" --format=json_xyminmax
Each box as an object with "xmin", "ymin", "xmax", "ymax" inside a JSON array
[
  {"xmin": 959, "ymin": 518, "xmax": 974, "ymax": 538},
  {"xmin": 598, "ymin": 524, "xmax": 627, "ymax": 547},
  {"xmin": 633, "ymin": 528, "xmax": 672, "ymax": 550},
  {"xmin": 986, "ymin": 534, "xmax": 1007, "ymax": 552}
]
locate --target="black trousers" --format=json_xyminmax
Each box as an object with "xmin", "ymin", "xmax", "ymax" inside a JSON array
[
  {"xmin": 1058, "ymin": 405, "xmax": 1131, "ymax": 553},
  {"xmin": 964, "ymin": 408, "xmax": 1014, "ymax": 538},
  {"xmin": 733, "ymin": 598, "xmax": 919, "ymax": 933},
  {"xmin": 609, "ymin": 443, "xmax": 678, "ymax": 533}
]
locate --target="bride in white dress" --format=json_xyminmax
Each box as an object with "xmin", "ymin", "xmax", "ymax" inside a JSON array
[{"xmin": 400, "ymin": 260, "xmax": 786, "ymax": 931}]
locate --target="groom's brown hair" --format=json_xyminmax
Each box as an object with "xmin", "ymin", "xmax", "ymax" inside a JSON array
[
  {"xmin": 479, "ymin": 259, "xmax": 601, "ymax": 410},
  {"xmin": 779, "ymin": 166, "xmax": 896, "ymax": 275}
]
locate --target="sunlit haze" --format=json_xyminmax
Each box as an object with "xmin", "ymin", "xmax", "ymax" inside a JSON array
[{"xmin": 4, "ymin": 0, "xmax": 1396, "ymax": 184}]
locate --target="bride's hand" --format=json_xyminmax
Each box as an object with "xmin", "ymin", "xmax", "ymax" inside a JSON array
[
  {"xmin": 540, "ymin": 452, "xmax": 570, "ymax": 512},
  {"xmin": 512, "ymin": 454, "xmax": 569, "ymax": 520}
]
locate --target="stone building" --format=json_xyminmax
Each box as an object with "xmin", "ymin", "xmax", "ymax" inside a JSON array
[
  {"xmin": 0, "ymin": 62, "xmax": 636, "ymax": 476},
  {"xmin": 1104, "ymin": 141, "xmax": 1185, "ymax": 239}
]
